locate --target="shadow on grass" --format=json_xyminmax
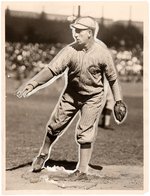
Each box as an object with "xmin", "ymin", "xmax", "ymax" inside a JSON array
[
  {"xmin": 45, "ymin": 159, "xmax": 103, "ymax": 171},
  {"xmin": 6, "ymin": 159, "xmax": 103, "ymax": 171}
]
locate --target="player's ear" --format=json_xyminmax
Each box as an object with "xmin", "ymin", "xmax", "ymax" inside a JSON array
[{"xmin": 88, "ymin": 29, "xmax": 93, "ymax": 38}]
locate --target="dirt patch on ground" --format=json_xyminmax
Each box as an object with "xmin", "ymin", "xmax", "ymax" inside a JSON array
[{"xmin": 5, "ymin": 165, "xmax": 144, "ymax": 193}]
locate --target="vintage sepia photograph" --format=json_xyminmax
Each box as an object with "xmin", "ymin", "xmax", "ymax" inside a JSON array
[{"xmin": 2, "ymin": 0, "xmax": 149, "ymax": 194}]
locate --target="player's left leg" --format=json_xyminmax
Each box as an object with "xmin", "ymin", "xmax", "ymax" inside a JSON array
[{"xmin": 68, "ymin": 93, "xmax": 103, "ymax": 180}]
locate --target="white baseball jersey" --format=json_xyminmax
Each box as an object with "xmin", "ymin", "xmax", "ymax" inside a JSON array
[
  {"xmin": 34, "ymin": 40, "xmax": 119, "ymax": 144},
  {"xmin": 48, "ymin": 41, "xmax": 117, "ymax": 95}
]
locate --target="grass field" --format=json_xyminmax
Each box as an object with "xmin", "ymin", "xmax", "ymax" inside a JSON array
[{"xmin": 5, "ymin": 77, "xmax": 143, "ymax": 169}]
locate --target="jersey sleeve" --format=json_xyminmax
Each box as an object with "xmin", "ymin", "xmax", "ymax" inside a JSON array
[
  {"xmin": 103, "ymin": 50, "xmax": 118, "ymax": 81},
  {"xmin": 48, "ymin": 46, "xmax": 73, "ymax": 75},
  {"xmin": 103, "ymin": 49, "xmax": 122, "ymax": 101}
]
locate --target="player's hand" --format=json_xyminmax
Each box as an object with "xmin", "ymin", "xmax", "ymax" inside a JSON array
[{"xmin": 16, "ymin": 84, "xmax": 34, "ymax": 98}]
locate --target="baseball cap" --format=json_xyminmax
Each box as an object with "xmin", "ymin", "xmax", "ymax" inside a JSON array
[{"xmin": 70, "ymin": 16, "xmax": 97, "ymax": 30}]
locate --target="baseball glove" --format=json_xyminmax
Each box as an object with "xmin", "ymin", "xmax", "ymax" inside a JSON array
[{"xmin": 114, "ymin": 100, "xmax": 127, "ymax": 123}]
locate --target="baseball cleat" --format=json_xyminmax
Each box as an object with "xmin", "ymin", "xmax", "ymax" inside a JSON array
[
  {"xmin": 67, "ymin": 170, "xmax": 88, "ymax": 181},
  {"xmin": 32, "ymin": 154, "xmax": 47, "ymax": 172}
]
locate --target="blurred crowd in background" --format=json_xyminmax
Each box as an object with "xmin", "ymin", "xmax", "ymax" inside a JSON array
[
  {"xmin": 5, "ymin": 8, "xmax": 143, "ymax": 83},
  {"xmin": 6, "ymin": 42, "xmax": 143, "ymax": 83},
  {"xmin": 5, "ymin": 42, "xmax": 64, "ymax": 80}
]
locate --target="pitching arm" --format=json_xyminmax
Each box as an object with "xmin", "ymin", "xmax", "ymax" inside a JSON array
[
  {"xmin": 16, "ymin": 45, "xmax": 73, "ymax": 98},
  {"xmin": 16, "ymin": 67, "xmax": 54, "ymax": 98}
]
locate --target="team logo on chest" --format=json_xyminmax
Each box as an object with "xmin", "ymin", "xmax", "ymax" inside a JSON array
[{"xmin": 88, "ymin": 65, "xmax": 101, "ymax": 75}]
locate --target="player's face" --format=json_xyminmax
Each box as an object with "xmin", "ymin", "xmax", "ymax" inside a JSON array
[{"xmin": 72, "ymin": 28, "xmax": 91, "ymax": 45}]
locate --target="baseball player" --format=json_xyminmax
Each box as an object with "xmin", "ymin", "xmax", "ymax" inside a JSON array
[{"xmin": 17, "ymin": 16, "xmax": 127, "ymax": 181}]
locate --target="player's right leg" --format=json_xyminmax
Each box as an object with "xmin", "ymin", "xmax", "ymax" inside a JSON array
[
  {"xmin": 31, "ymin": 133, "xmax": 57, "ymax": 172},
  {"xmin": 32, "ymin": 92, "xmax": 78, "ymax": 172}
]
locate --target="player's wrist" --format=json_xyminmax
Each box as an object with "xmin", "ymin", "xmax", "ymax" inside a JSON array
[{"xmin": 116, "ymin": 100, "xmax": 122, "ymax": 104}]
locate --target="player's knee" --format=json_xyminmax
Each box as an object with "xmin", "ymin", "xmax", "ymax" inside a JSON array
[
  {"xmin": 46, "ymin": 124, "xmax": 61, "ymax": 137},
  {"xmin": 76, "ymin": 134, "xmax": 95, "ymax": 144},
  {"xmin": 46, "ymin": 132, "xmax": 57, "ymax": 142}
]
